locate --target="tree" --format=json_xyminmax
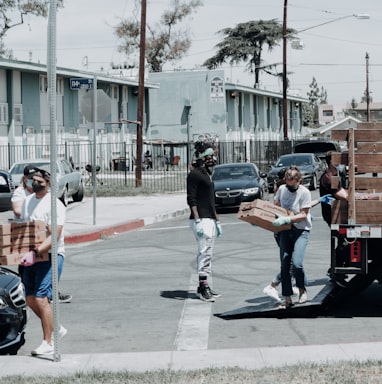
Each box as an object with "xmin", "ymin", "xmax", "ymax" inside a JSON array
[
  {"xmin": 0, "ymin": 0, "xmax": 64, "ymax": 57},
  {"xmin": 203, "ymin": 19, "xmax": 296, "ymax": 88},
  {"xmin": 114, "ymin": 0, "xmax": 202, "ymax": 73},
  {"xmin": 305, "ymin": 77, "xmax": 328, "ymax": 127}
]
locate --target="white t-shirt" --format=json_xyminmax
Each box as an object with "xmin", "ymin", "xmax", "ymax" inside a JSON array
[
  {"xmin": 21, "ymin": 192, "xmax": 66, "ymax": 256},
  {"xmin": 274, "ymin": 184, "xmax": 312, "ymax": 231},
  {"xmin": 11, "ymin": 185, "xmax": 31, "ymax": 203}
]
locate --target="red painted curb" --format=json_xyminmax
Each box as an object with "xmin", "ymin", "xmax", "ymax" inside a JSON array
[{"xmin": 64, "ymin": 219, "xmax": 145, "ymax": 244}]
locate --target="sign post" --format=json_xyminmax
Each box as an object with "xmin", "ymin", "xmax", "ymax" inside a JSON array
[{"xmin": 70, "ymin": 77, "xmax": 97, "ymax": 224}]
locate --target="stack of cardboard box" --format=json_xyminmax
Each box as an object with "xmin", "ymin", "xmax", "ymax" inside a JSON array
[{"xmin": 0, "ymin": 220, "xmax": 49, "ymax": 265}]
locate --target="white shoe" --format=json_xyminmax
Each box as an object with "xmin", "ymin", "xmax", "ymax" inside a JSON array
[
  {"xmin": 292, "ymin": 287, "xmax": 300, "ymax": 296},
  {"xmin": 263, "ymin": 285, "xmax": 282, "ymax": 302},
  {"xmin": 31, "ymin": 340, "xmax": 54, "ymax": 356},
  {"xmin": 52, "ymin": 325, "xmax": 67, "ymax": 340},
  {"xmin": 299, "ymin": 290, "xmax": 308, "ymax": 304}
]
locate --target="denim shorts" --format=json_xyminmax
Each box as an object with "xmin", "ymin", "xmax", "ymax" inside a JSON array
[{"xmin": 22, "ymin": 254, "xmax": 64, "ymax": 300}]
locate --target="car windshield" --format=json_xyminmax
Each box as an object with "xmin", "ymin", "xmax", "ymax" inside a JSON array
[
  {"xmin": 213, "ymin": 166, "xmax": 257, "ymax": 180},
  {"xmin": 10, "ymin": 162, "xmax": 58, "ymax": 174},
  {"xmin": 276, "ymin": 156, "xmax": 312, "ymax": 167}
]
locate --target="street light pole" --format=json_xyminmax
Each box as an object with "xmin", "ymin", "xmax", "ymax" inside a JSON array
[
  {"xmin": 135, "ymin": 0, "xmax": 147, "ymax": 188},
  {"xmin": 282, "ymin": 0, "xmax": 288, "ymax": 141},
  {"xmin": 366, "ymin": 52, "xmax": 371, "ymax": 122}
]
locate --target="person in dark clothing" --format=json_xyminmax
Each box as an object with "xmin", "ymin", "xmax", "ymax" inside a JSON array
[
  {"xmin": 187, "ymin": 141, "xmax": 222, "ymax": 302},
  {"xmin": 319, "ymin": 151, "xmax": 348, "ymax": 227}
]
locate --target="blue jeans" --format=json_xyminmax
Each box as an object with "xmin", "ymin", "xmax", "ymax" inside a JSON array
[{"xmin": 279, "ymin": 227, "xmax": 309, "ymax": 297}]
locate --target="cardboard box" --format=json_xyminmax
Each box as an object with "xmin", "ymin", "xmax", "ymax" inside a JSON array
[
  {"xmin": 9, "ymin": 220, "xmax": 46, "ymax": 236},
  {"xmin": 0, "ymin": 251, "xmax": 49, "ymax": 266},
  {"xmin": 0, "ymin": 220, "xmax": 48, "ymax": 265},
  {"xmin": 238, "ymin": 199, "xmax": 293, "ymax": 232},
  {"xmin": 11, "ymin": 231, "xmax": 46, "ymax": 248},
  {"xmin": 0, "ymin": 223, "xmax": 11, "ymax": 236}
]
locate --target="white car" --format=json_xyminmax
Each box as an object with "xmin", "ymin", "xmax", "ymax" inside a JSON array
[{"xmin": 9, "ymin": 159, "xmax": 84, "ymax": 206}]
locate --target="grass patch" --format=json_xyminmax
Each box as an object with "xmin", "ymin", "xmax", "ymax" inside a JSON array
[
  {"xmin": 84, "ymin": 185, "xmax": 158, "ymax": 197},
  {"xmin": 3, "ymin": 361, "xmax": 382, "ymax": 383}
]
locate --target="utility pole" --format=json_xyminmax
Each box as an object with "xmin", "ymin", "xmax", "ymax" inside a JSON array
[
  {"xmin": 366, "ymin": 52, "xmax": 371, "ymax": 122},
  {"xmin": 135, "ymin": 0, "xmax": 146, "ymax": 187},
  {"xmin": 282, "ymin": 0, "xmax": 289, "ymax": 141}
]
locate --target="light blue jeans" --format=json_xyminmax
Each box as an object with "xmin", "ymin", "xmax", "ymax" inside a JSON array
[
  {"xmin": 279, "ymin": 227, "xmax": 309, "ymax": 297},
  {"xmin": 189, "ymin": 218, "xmax": 216, "ymax": 277}
]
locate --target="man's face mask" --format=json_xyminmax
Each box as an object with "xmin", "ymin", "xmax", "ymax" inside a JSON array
[
  {"xmin": 286, "ymin": 184, "xmax": 299, "ymax": 193},
  {"xmin": 26, "ymin": 179, "xmax": 33, "ymax": 188},
  {"xmin": 32, "ymin": 180, "xmax": 45, "ymax": 193}
]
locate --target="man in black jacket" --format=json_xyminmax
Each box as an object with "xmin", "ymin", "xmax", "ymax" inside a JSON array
[{"xmin": 187, "ymin": 141, "xmax": 222, "ymax": 302}]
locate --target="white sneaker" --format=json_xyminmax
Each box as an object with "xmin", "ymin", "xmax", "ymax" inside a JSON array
[
  {"xmin": 292, "ymin": 287, "xmax": 300, "ymax": 296},
  {"xmin": 52, "ymin": 325, "xmax": 67, "ymax": 340},
  {"xmin": 263, "ymin": 285, "xmax": 282, "ymax": 302},
  {"xmin": 299, "ymin": 290, "xmax": 308, "ymax": 304},
  {"xmin": 31, "ymin": 340, "xmax": 54, "ymax": 356}
]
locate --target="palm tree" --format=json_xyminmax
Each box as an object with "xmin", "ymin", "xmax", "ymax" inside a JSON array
[{"xmin": 203, "ymin": 19, "xmax": 296, "ymax": 87}]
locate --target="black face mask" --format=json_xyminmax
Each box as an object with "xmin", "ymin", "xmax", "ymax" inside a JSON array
[
  {"xmin": 32, "ymin": 181, "xmax": 45, "ymax": 193},
  {"xmin": 286, "ymin": 184, "xmax": 299, "ymax": 193}
]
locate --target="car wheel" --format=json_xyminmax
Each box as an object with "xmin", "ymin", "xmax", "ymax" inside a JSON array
[
  {"xmin": 60, "ymin": 187, "xmax": 69, "ymax": 206},
  {"xmin": 309, "ymin": 174, "xmax": 317, "ymax": 190},
  {"xmin": 72, "ymin": 182, "xmax": 84, "ymax": 202}
]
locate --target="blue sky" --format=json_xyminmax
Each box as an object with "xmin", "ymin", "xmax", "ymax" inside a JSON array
[{"xmin": 4, "ymin": 0, "xmax": 382, "ymax": 104}]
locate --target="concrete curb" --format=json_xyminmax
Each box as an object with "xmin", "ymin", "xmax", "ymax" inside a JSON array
[
  {"xmin": 64, "ymin": 219, "xmax": 145, "ymax": 244},
  {"xmin": 64, "ymin": 207, "xmax": 189, "ymax": 244}
]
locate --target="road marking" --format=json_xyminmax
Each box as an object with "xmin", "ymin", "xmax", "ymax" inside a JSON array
[{"xmin": 174, "ymin": 274, "xmax": 212, "ymax": 351}]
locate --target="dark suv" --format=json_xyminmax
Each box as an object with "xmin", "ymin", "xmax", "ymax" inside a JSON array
[
  {"xmin": 0, "ymin": 268, "xmax": 27, "ymax": 355},
  {"xmin": 294, "ymin": 140, "xmax": 342, "ymax": 163}
]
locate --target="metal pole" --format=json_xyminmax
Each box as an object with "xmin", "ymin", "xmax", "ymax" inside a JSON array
[
  {"xmin": 366, "ymin": 52, "xmax": 370, "ymax": 122},
  {"xmin": 92, "ymin": 76, "xmax": 97, "ymax": 225},
  {"xmin": 282, "ymin": 0, "xmax": 288, "ymax": 141},
  {"xmin": 47, "ymin": 0, "xmax": 60, "ymax": 361},
  {"xmin": 135, "ymin": 0, "xmax": 146, "ymax": 187}
]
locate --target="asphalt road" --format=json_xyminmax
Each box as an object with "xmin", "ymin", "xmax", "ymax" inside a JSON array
[{"xmin": 17, "ymin": 191, "xmax": 382, "ymax": 356}]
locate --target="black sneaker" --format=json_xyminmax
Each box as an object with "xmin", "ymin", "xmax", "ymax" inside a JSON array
[
  {"xmin": 59, "ymin": 292, "xmax": 72, "ymax": 303},
  {"xmin": 209, "ymin": 288, "xmax": 222, "ymax": 298},
  {"xmin": 197, "ymin": 285, "xmax": 215, "ymax": 302}
]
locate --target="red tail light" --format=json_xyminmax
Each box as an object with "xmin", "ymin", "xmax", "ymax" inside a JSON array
[{"xmin": 350, "ymin": 241, "xmax": 361, "ymax": 263}]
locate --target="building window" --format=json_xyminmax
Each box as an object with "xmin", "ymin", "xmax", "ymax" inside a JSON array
[
  {"xmin": 122, "ymin": 86, "xmax": 128, "ymax": 102},
  {"xmin": 111, "ymin": 85, "xmax": 119, "ymax": 100},
  {"xmin": 57, "ymin": 78, "xmax": 64, "ymax": 95},
  {"xmin": 322, "ymin": 110, "xmax": 333, "ymax": 117},
  {"xmin": 40, "ymin": 75, "xmax": 48, "ymax": 93},
  {"xmin": 0, "ymin": 103, "xmax": 8, "ymax": 124},
  {"xmin": 13, "ymin": 104, "xmax": 23, "ymax": 124},
  {"xmin": 40, "ymin": 76, "xmax": 64, "ymax": 94}
]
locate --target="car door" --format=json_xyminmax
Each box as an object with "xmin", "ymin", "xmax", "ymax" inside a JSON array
[
  {"xmin": 313, "ymin": 155, "xmax": 325, "ymax": 179},
  {"xmin": 65, "ymin": 159, "xmax": 81, "ymax": 195}
]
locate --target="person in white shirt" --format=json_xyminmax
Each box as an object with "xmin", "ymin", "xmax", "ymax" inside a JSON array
[
  {"xmin": 11, "ymin": 165, "xmax": 35, "ymax": 218},
  {"xmin": 19, "ymin": 165, "xmax": 67, "ymax": 356},
  {"xmin": 272, "ymin": 166, "xmax": 312, "ymax": 308}
]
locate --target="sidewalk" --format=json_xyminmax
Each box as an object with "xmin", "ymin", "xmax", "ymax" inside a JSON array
[
  {"xmin": 63, "ymin": 193, "xmax": 189, "ymax": 244},
  {"xmin": 2, "ymin": 341, "xmax": 382, "ymax": 377}
]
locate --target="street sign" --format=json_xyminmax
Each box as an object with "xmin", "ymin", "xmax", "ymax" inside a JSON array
[{"xmin": 70, "ymin": 78, "xmax": 94, "ymax": 90}]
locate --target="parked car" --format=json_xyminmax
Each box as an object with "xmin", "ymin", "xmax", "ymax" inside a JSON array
[
  {"xmin": 9, "ymin": 159, "xmax": 84, "ymax": 206},
  {"xmin": 294, "ymin": 140, "xmax": 342, "ymax": 163},
  {"xmin": 0, "ymin": 267, "xmax": 27, "ymax": 355},
  {"xmin": 0, "ymin": 170, "xmax": 15, "ymax": 212},
  {"xmin": 212, "ymin": 162, "xmax": 269, "ymax": 210},
  {"xmin": 267, "ymin": 153, "xmax": 326, "ymax": 192}
]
